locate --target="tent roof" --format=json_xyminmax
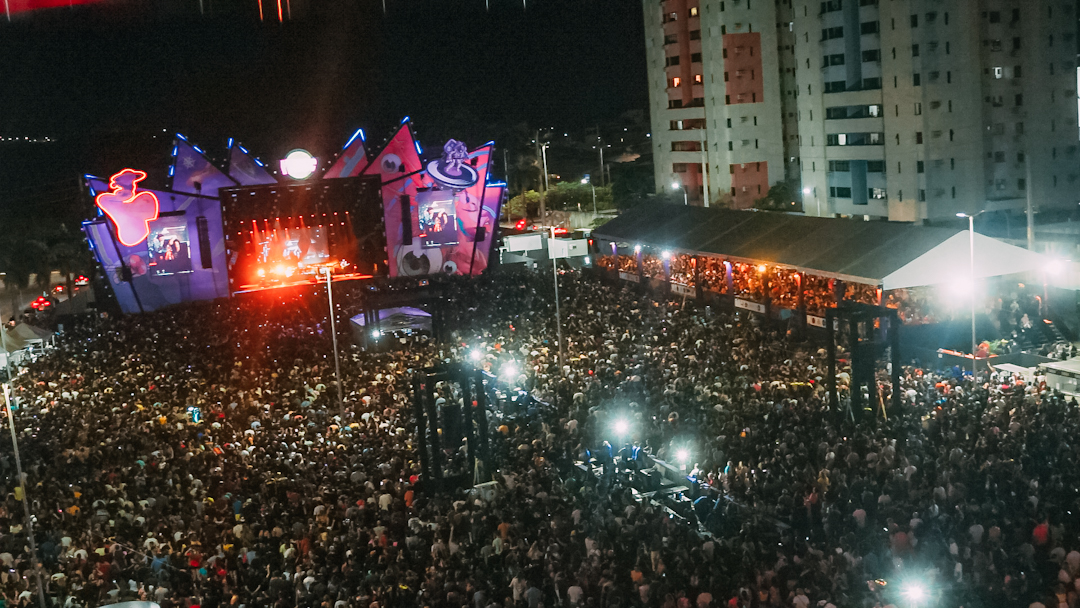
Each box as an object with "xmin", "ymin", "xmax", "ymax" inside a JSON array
[{"xmin": 594, "ymin": 205, "xmax": 1049, "ymax": 288}]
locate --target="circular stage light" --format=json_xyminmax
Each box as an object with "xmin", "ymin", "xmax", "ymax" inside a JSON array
[{"xmin": 281, "ymin": 149, "xmax": 317, "ymax": 180}]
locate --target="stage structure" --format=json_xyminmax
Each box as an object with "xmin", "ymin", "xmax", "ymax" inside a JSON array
[
  {"xmin": 825, "ymin": 301, "xmax": 902, "ymax": 422},
  {"xmin": 83, "ymin": 121, "xmax": 505, "ymax": 314},
  {"xmin": 412, "ymin": 363, "xmax": 492, "ymax": 491},
  {"xmin": 220, "ymin": 176, "xmax": 384, "ymax": 292}
]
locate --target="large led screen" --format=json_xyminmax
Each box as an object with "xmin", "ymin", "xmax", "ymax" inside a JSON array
[{"xmin": 147, "ymin": 214, "xmax": 193, "ymax": 276}]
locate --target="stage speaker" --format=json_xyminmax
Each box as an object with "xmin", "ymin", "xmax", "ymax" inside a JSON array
[
  {"xmin": 196, "ymin": 216, "xmax": 212, "ymax": 269},
  {"xmin": 401, "ymin": 195, "xmax": 412, "ymax": 245}
]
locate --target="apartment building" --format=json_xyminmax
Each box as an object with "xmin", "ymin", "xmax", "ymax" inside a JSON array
[
  {"xmin": 644, "ymin": 0, "xmax": 1080, "ymax": 220},
  {"xmin": 643, "ymin": 0, "xmax": 800, "ymax": 207}
]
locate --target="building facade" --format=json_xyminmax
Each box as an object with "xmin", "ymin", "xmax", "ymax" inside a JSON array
[{"xmin": 644, "ymin": 0, "xmax": 1080, "ymax": 220}]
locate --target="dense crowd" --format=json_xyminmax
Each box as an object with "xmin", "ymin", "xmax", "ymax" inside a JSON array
[{"xmin": 0, "ymin": 268, "xmax": 1078, "ymax": 608}]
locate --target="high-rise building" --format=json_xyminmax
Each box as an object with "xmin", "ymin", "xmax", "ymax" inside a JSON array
[
  {"xmin": 643, "ymin": 0, "xmax": 1080, "ymax": 221},
  {"xmin": 643, "ymin": 0, "xmax": 800, "ymax": 208}
]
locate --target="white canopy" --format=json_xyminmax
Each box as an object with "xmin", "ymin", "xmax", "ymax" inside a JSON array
[{"xmin": 881, "ymin": 230, "xmax": 1049, "ymax": 291}]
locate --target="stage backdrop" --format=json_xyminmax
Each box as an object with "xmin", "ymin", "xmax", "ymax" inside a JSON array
[{"xmin": 84, "ymin": 172, "xmax": 229, "ymax": 314}]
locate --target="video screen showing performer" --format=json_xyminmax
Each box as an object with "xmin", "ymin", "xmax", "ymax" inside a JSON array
[
  {"xmin": 147, "ymin": 215, "xmax": 193, "ymax": 276},
  {"xmin": 417, "ymin": 191, "xmax": 459, "ymax": 248}
]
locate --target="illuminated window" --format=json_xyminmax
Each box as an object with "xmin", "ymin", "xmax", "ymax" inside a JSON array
[
  {"xmin": 694, "ymin": 74, "xmax": 703, "ymax": 83},
  {"xmin": 689, "ymin": 6, "xmax": 698, "ymax": 17},
  {"xmin": 671, "ymin": 77, "xmax": 682, "ymax": 88}
]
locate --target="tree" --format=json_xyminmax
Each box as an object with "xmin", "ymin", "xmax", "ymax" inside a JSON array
[
  {"xmin": 505, "ymin": 190, "xmax": 542, "ymax": 220},
  {"xmin": 753, "ymin": 178, "xmax": 803, "ymax": 212}
]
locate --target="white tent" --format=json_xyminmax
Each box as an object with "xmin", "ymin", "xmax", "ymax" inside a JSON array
[{"xmin": 881, "ymin": 230, "xmax": 1050, "ymax": 290}]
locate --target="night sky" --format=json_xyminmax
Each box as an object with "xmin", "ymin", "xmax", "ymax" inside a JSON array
[{"xmin": 0, "ymin": 0, "xmax": 648, "ymax": 207}]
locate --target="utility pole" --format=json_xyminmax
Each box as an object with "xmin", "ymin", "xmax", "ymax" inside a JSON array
[
  {"xmin": 2, "ymin": 383, "xmax": 46, "ymax": 608},
  {"xmin": 321, "ymin": 268, "xmax": 343, "ymax": 414},
  {"xmin": 700, "ymin": 127, "xmax": 710, "ymax": 207},
  {"xmin": 1025, "ymin": 154, "xmax": 1035, "ymax": 250}
]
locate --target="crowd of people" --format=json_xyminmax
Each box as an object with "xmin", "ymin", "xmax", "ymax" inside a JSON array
[{"xmin": 0, "ymin": 267, "xmax": 1078, "ymax": 608}]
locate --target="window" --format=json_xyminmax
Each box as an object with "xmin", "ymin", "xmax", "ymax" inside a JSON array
[
  {"xmin": 665, "ymin": 56, "xmax": 681, "ymax": 67},
  {"xmin": 1016, "ymin": 122, "xmax": 1024, "ymax": 134},
  {"xmin": 912, "ymin": 44, "xmax": 920, "ymax": 57},
  {"xmin": 823, "ymin": 53, "xmax": 845, "ymax": 66},
  {"xmin": 827, "ymin": 132, "xmax": 885, "ymax": 146},
  {"xmin": 862, "ymin": 49, "xmax": 881, "ymax": 62},
  {"xmin": 1013, "ymin": 37, "xmax": 1021, "ymax": 51},
  {"xmin": 950, "ymin": 158, "xmax": 955, "ymax": 169},
  {"xmin": 867, "ymin": 161, "xmax": 885, "ymax": 173},
  {"xmin": 994, "ymin": 151, "xmax": 1005, "ymax": 162},
  {"xmin": 689, "ymin": 30, "xmax": 701, "ymax": 40},
  {"xmin": 913, "ymin": 73, "xmax": 921, "ymax": 86},
  {"xmin": 825, "ymin": 104, "xmax": 883, "ymax": 119},
  {"xmin": 828, "ymin": 160, "xmax": 851, "ymax": 172},
  {"xmin": 1015, "ymin": 94, "xmax": 1023, "ymax": 106},
  {"xmin": 910, "ymin": 14, "xmax": 918, "ymax": 27},
  {"xmin": 663, "ymin": 11, "xmax": 677, "ymax": 23},
  {"xmin": 664, "ymin": 34, "xmax": 678, "ymax": 45},
  {"xmin": 989, "ymin": 40, "xmax": 1002, "ymax": 52},
  {"xmin": 860, "ymin": 21, "xmax": 880, "ymax": 35},
  {"xmin": 668, "ymin": 99, "xmax": 684, "ymax": 109},
  {"xmin": 672, "ymin": 141, "xmax": 703, "ymax": 152},
  {"xmin": 952, "ymin": 186, "xmax": 956, "ymax": 198},
  {"xmin": 824, "ymin": 81, "xmax": 847, "ymax": 93},
  {"xmin": 1014, "ymin": 65, "xmax": 1021, "ymax": 78},
  {"xmin": 830, "ymin": 186, "xmax": 853, "ymax": 198},
  {"xmin": 821, "ymin": 0, "xmax": 842, "ymax": 13},
  {"xmin": 988, "ymin": 11, "xmax": 1000, "ymax": 23},
  {"xmin": 689, "ymin": 6, "xmax": 698, "ymax": 17},
  {"xmin": 914, "ymin": 102, "xmax": 922, "ymax": 115},
  {"xmin": 822, "ymin": 26, "xmax": 844, "ymax": 40},
  {"xmin": 918, "ymin": 189, "xmax": 926, "ymax": 202},
  {"xmin": 694, "ymin": 74, "xmax": 703, "ymax": 83},
  {"xmin": 926, "ymin": 11, "xmax": 937, "ymax": 23},
  {"xmin": 1017, "ymin": 152, "xmax": 1025, "ymax": 162},
  {"xmin": 869, "ymin": 188, "xmax": 886, "ymax": 200},
  {"xmin": 863, "ymin": 78, "xmax": 882, "ymax": 89},
  {"xmin": 671, "ymin": 77, "xmax": 682, "ymax": 88},
  {"xmin": 916, "ymin": 131, "xmax": 923, "ymax": 144},
  {"xmin": 690, "ymin": 53, "xmax": 702, "ymax": 63},
  {"xmin": 993, "ymin": 66, "xmax": 1003, "ymax": 79},
  {"xmin": 917, "ymin": 161, "xmax": 924, "ymax": 173},
  {"xmin": 672, "ymin": 163, "xmax": 689, "ymax": 173}
]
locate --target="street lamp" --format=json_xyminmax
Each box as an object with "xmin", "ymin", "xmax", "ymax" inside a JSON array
[
  {"xmin": 320, "ymin": 267, "xmax": 344, "ymax": 412},
  {"xmin": 581, "ymin": 175, "xmax": 597, "ymax": 216},
  {"xmin": 671, "ymin": 181, "xmax": 688, "ymax": 206},
  {"xmin": 957, "ymin": 211, "xmax": 987, "ymax": 372}
]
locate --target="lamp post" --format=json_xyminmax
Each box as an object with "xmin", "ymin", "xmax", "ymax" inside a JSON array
[
  {"xmin": 581, "ymin": 176, "xmax": 597, "ymax": 216},
  {"xmin": 321, "ymin": 267, "xmax": 344, "ymax": 412},
  {"xmin": 539, "ymin": 141, "xmax": 551, "ymax": 228},
  {"xmin": 671, "ymin": 182, "xmax": 688, "ymax": 206},
  {"xmin": 957, "ymin": 211, "xmax": 987, "ymax": 372},
  {"xmin": 3, "ymin": 385, "xmax": 46, "ymax": 608},
  {"xmin": 549, "ymin": 227, "xmax": 565, "ymax": 375}
]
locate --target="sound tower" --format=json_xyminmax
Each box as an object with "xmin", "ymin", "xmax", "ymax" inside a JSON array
[{"xmin": 401, "ymin": 195, "xmax": 412, "ymax": 245}]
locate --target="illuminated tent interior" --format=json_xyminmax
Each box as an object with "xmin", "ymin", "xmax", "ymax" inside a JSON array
[{"xmin": 594, "ymin": 204, "xmax": 1051, "ymax": 288}]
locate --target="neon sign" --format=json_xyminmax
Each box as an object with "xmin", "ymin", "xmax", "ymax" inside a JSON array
[{"xmin": 95, "ymin": 169, "xmax": 160, "ymax": 247}]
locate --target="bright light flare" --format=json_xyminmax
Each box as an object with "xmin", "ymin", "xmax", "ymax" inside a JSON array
[
  {"xmin": 613, "ymin": 418, "xmax": 630, "ymax": 436},
  {"xmin": 501, "ymin": 363, "xmax": 518, "ymax": 380},
  {"xmin": 633, "ymin": 244, "xmax": 642, "ymax": 254},
  {"xmin": 280, "ymin": 149, "xmax": 317, "ymax": 179},
  {"xmin": 1046, "ymin": 258, "xmax": 1068, "ymax": 275},
  {"xmin": 662, "ymin": 250, "xmax": 672, "ymax": 260},
  {"xmin": 675, "ymin": 448, "xmax": 690, "ymax": 464},
  {"xmin": 469, "ymin": 349, "xmax": 483, "ymax": 363},
  {"xmin": 371, "ymin": 330, "xmax": 381, "ymax": 339},
  {"xmin": 900, "ymin": 582, "xmax": 927, "ymax": 603}
]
